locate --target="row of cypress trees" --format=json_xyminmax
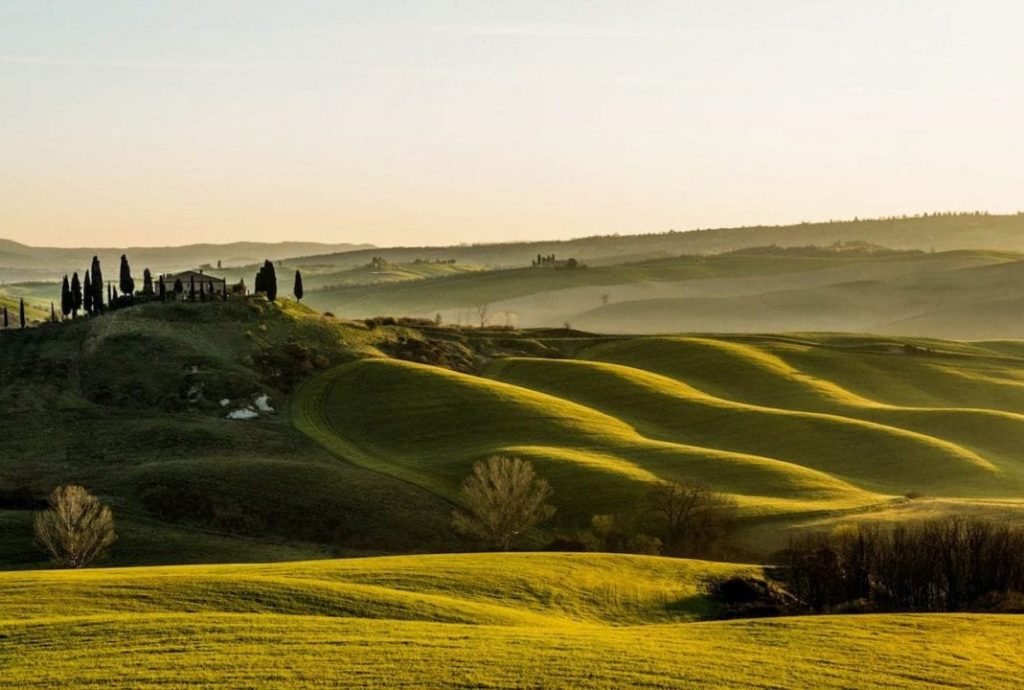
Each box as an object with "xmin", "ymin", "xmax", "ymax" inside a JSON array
[{"xmin": 40, "ymin": 256, "xmax": 306, "ymax": 327}]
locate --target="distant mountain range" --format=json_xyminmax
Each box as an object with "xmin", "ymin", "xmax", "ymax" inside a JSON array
[{"xmin": 0, "ymin": 240, "xmax": 374, "ymax": 282}]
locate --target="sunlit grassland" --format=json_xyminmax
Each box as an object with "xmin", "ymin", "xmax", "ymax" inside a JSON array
[
  {"xmin": 295, "ymin": 330, "xmax": 1024, "ymax": 538},
  {"xmin": 1, "ymin": 553, "xmax": 1021, "ymax": 689}
]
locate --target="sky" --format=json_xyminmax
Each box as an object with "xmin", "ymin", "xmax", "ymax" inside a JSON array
[{"xmin": 1, "ymin": 1, "xmax": 1022, "ymax": 248}]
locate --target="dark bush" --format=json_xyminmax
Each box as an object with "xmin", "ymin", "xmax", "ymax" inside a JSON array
[{"xmin": 702, "ymin": 575, "xmax": 799, "ymax": 619}]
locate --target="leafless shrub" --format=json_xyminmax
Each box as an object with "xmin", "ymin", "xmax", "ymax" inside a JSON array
[{"xmin": 34, "ymin": 485, "xmax": 117, "ymax": 568}]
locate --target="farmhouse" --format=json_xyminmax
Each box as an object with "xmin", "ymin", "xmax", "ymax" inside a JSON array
[{"xmin": 161, "ymin": 270, "xmax": 229, "ymax": 296}]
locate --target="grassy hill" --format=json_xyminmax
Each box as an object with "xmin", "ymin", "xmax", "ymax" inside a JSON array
[
  {"xmin": 5, "ymin": 297, "xmax": 1024, "ymax": 566},
  {"xmin": 301, "ymin": 248, "xmax": 1024, "ymax": 340},
  {"xmin": 1, "ymin": 552, "xmax": 1021, "ymax": 688}
]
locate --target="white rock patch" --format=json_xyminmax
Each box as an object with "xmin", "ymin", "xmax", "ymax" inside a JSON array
[
  {"xmin": 254, "ymin": 395, "xmax": 275, "ymax": 412},
  {"xmin": 227, "ymin": 408, "xmax": 258, "ymax": 420}
]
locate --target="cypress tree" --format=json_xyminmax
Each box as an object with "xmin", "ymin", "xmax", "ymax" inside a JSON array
[
  {"xmin": 174, "ymin": 278, "xmax": 184, "ymax": 299},
  {"xmin": 263, "ymin": 260, "xmax": 278, "ymax": 302},
  {"xmin": 189, "ymin": 275, "xmax": 196, "ymax": 302},
  {"xmin": 158, "ymin": 276, "xmax": 167, "ymax": 301},
  {"xmin": 254, "ymin": 265, "xmax": 264, "ymax": 295},
  {"xmin": 19, "ymin": 299, "xmax": 25, "ymax": 329},
  {"xmin": 51, "ymin": 302, "xmax": 56, "ymax": 323},
  {"xmin": 294, "ymin": 270, "xmax": 304, "ymax": 302},
  {"xmin": 119, "ymin": 254, "xmax": 135, "ymax": 296},
  {"xmin": 91, "ymin": 256, "xmax": 104, "ymax": 314},
  {"xmin": 142, "ymin": 268, "xmax": 154, "ymax": 296},
  {"xmin": 61, "ymin": 276, "xmax": 72, "ymax": 319},
  {"xmin": 83, "ymin": 271, "xmax": 93, "ymax": 315},
  {"xmin": 3, "ymin": 305, "xmax": 8, "ymax": 328},
  {"xmin": 199, "ymin": 280, "xmax": 207, "ymax": 301},
  {"xmin": 107, "ymin": 283, "xmax": 112, "ymax": 307},
  {"xmin": 70, "ymin": 272, "xmax": 82, "ymax": 317}
]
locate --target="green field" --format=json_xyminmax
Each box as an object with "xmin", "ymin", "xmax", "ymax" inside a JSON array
[
  {"xmin": 293, "ymin": 330, "xmax": 1024, "ymax": 552},
  {"xmin": 2, "ymin": 552, "xmax": 1021, "ymax": 688},
  {"xmin": 5, "ymin": 298, "xmax": 1024, "ymax": 565}
]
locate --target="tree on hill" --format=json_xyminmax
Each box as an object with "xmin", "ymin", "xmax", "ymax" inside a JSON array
[
  {"xmin": 90, "ymin": 254, "xmax": 104, "ymax": 315},
  {"xmin": 50, "ymin": 302, "xmax": 56, "ymax": 323},
  {"xmin": 173, "ymin": 278, "xmax": 184, "ymax": 300},
  {"xmin": 255, "ymin": 260, "xmax": 278, "ymax": 301},
  {"xmin": 19, "ymin": 298, "xmax": 25, "ymax": 328},
  {"xmin": 142, "ymin": 268, "xmax": 154, "ymax": 296},
  {"xmin": 83, "ymin": 270, "xmax": 93, "ymax": 315},
  {"xmin": 452, "ymin": 456, "xmax": 555, "ymax": 551},
  {"xmin": 294, "ymin": 269, "xmax": 304, "ymax": 301},
  {"xmin": 90, "ymin": 256, "xmax": 104, "ymax": 314},
  {"xmin": 119, "ymin": 254, "xmax": 135, "ymax": 297},
  {"xmin": 648, "ymin": 481, "xmax": 737, "ymax": 558},
  {"xmin": 70, "ymin": 272, "xmax": 82, "ymax": 317},
  {"xmin": 60, "ymin": 276, "xmax": 72, "ymax": 319},
  {"xmin": 3, "ymin": 305, "xmax": 8, "ymax": 328},
  {"xmin": 158, "ymin": 275, "xmax": 166, "ymax": 301},
  {"xmin": 34, "ymin": 485, "xmax": 116, "ymax": 569},
  {"xmin": 189, "ymin": 275, "xmax": 196, "ymax": 302}
]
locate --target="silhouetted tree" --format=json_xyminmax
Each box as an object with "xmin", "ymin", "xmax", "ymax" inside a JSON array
[
  {"xmin": 199, "ymin": 280, "xmax": 206, "ymax": 301},
  {"xmin": 174, "ymin": 278, "xmax": 184, "ymax": 300},
  {"xmin": 2, "ymin": 305, "xmax": 7, "ymax": 328},
  {"xmin": 19, "ymin": 299, "xmax": 26, "ymax": 328},
  {"xmin": 83, "ymin": 270, "xmax": 93, "ymax": 314},
  {"xmin": 60, "ymin": 276, "xmax": 72, "ymax": 319},
  {"xmin": 294, "ymin": 269, "xmax": 304, "ymax": 301},
  {"xmin": 262, "ymin": 260, "xmax": 278, "ymax": 301},
  {"xmin": 648, "ymin": 481, "xmax": 737, "ymax": 557},
  {"xmin": 90, "ymin": 256, "xmax": 104, "ymax": 314},
  {"xmin": 158, "ymin": 276, "xmax": 166, "ymax": 301},
  {"xmin": 142, "ymin": 268, "xmax": 154, "ymax": 296},
  {"xmin": 451, "ymin": 456, "xmax": 555, "ymax": 551},
  {"xmin": 70, "ymin": 272, "xmax": 82, "ymax": 317},
  {"xmin": 119, "ymin": 254, "xmax": 135, "ymax": 296},
  {"xmin": 50, "ymin": 302, "xmax": 56, "ymax": 323}
]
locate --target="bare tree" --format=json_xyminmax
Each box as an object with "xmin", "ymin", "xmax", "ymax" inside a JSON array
[
  {"xmin": 649, "ymin": 481, "xmax": 736, "ymax": 557},
  {"xmin": 452, "ymin": 456, "xmax": 555, "ymax": 550},
  {"xmin": 34, "ymin": 485, "xmax": 117, "ymax": 568},
  {"xmin": 600, "ymin": 293, "xmax": 610, "ymax": 306},
  {"xmin": 475, "ymin": 302, "xmax": 490, "ymax": 328}
]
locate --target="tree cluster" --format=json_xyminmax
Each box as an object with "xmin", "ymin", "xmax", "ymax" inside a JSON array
[
  {"xmin": 254, "ymin": 260, "xmax": 278, "ymax": 301},
  {"xmin": 780, "ymin": 517, "xmax": 1024, "ymax": 612}
]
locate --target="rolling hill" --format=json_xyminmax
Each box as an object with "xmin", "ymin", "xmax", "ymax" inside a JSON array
[
  {"xmin": 1, "ymin": 552, "xmax": 1020, "ymax": 688},
  {"xmin": 301, "ymin": 247, "xmax": 1024, "ymax": 342},
  {"xmin": 5, "ymin": 298, "xmax": 1024, "ymax": 567}
]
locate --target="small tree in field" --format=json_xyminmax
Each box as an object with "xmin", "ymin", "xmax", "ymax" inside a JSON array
[
  {"xmin": 452, "ymin": 456, "xmax": 555, "ymax": 551},
  {"xmin": 293, "ymin": 269, "xmax": 304, "ymax": 301},
  {"xmin": 649, "ymin": 480, "xmax": 737, "ymax": 557},
  {"xmin": 34, "ymin": 485, "xmax": 116, "ymax": 568}
]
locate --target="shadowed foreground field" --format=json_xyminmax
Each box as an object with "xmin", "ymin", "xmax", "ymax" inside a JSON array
[{"xmin": 0, "ymin": 553, "xmax": 1020, "ymax": 689}]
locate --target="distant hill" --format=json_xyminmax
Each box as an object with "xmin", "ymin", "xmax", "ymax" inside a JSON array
[
  {"xmin": 0, "ymin": 240, "xmax": 373, "ymax": 282},
  {"xmin": 288, "ymin": 213, "xmax": 1024, "ymax": 271},
  {"xmin": 301, "ymin": 248, "xmax": 1024, "ymax": 340}
]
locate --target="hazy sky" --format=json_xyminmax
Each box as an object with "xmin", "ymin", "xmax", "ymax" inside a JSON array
[{"xmin": 2, "ymin": 1, "xmax": 1022, "ymax": 248}]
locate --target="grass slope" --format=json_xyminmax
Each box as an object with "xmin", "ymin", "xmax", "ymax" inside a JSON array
[{"xmin": 1, "ymin": 553, "xmax": 1020, "ymax": 689}]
